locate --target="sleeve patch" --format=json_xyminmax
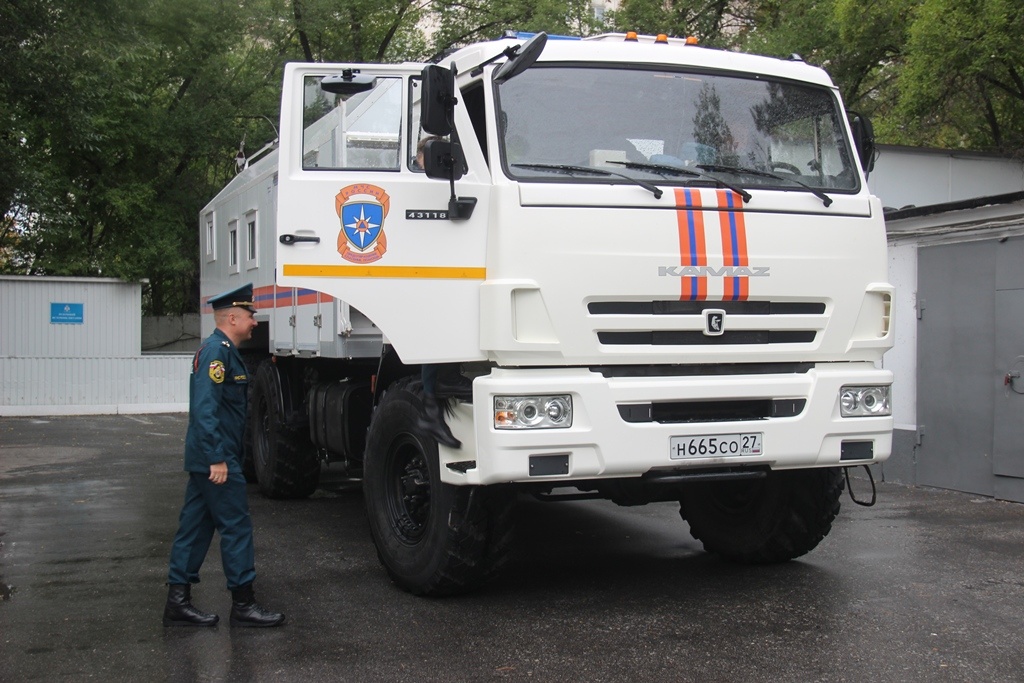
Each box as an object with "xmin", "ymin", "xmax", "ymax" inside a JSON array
[{"xmin": 209, "ymin": 360, "xmax": 226, "ymax": 384}]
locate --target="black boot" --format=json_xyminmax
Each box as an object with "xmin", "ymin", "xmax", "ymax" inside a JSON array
[
  {"xmin": 417, "ymin": 394, "xmax": 462, "ymax": 449},
  {"xmin": 163, "ymin": 584, "xmax": 219, "ymax": 627},
  {"xmin": 230, "ymin": 583, "xmax": 286, "ymax": 628},
  {"xmin": 435, "ymin": 369, "xmax": 473, "ymax": 401}
]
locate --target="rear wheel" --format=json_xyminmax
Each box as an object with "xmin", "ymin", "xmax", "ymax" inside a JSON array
[
  {"xmin": 680, "ymin": 467, "xmax": 844, "ymax": 563},
  {"xmin": 249, "ymin": 361, "xmax": 320, "ymax": 499},
  {"xmin": 240, "ymin": 354, "xmax": 264, "ymax": 483},
  {"xmin": 363, "ymin": 378, "xmax": 515, "ymax": 595}
]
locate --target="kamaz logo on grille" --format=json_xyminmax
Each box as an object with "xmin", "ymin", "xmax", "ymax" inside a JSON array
[
  {"xmin": 704, "ymin": 309, "xmax": 726, "ymax": 336},
  {"xmin": 659, "ymin": 266, "xmax": 771, "ymax": 277}
]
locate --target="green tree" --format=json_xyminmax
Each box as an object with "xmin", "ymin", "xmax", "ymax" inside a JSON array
[
  {"xmin": 742, "ymin": 0, "xmax": 1024, "ymax": 155},
  {"xmin": 607, "ymin": 0, "xmax": 743, "ymax": 45},
  {"xmin": 1, "ymin": 0, "xmax": 285, "ymax": 314},
  {"xmin": 428, "ymin": 0, "xmax": 603, "ymax": 58},
  {"xmin": 288, "ymin": 0, "xmax": 430, "ymax": 63},
  {"xmin": 893, "ymin": 0, "xmax": 1024, "ymax": 152},
  {"xmin": 739, "ymin": 0, "xmax": 911, "ymax": 116}
]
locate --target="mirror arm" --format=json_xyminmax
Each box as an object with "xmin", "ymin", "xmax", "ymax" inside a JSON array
[
  {"xmin": 469, "ymin": 44, "xmax": 521, "ymax": 78},
  {"xmin": 444, "ymin": 63, "xmax": 476, "ymax": 221}
]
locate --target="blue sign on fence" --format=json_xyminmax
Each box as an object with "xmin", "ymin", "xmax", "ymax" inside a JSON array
[{"xmin": 50, "ymin": 303, "xmax": 84, "ymax": 324}]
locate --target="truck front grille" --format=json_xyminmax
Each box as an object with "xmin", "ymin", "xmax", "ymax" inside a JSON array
[
  {"xmin": 598, "ymin": 330, "xmax": 816, "ymax": 345},
  {"xmin": 588, "ymin": 301, "xmax": 826, "ymax": 316},
  {"xmin": 589, "ymin": 299, "xmax": 825, "ymax": 347},
  {"xmin": 618, "ymin": 398, "xmax": 807, "ymax": 423}
]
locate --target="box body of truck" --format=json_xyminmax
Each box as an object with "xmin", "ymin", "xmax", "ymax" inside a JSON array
[{"xmin": 200, "ymin": 32, "xmax": 893, "ymax": 594}]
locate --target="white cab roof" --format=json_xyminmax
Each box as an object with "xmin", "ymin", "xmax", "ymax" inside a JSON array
[{"xmin": 444, "ymin": 34, "xmax": 837, "ymax": 89}]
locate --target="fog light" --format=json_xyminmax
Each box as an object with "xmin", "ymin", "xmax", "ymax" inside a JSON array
[
  {"xmin": 494, "ymin": 395, "xmax": 572, "ymax": 429},
  {"xmin": 839, "ymin": 386, "xmax": 891, "ymax": 417}
]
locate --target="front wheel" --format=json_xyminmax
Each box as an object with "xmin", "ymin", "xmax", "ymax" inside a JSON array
[
  {"xmin": 680, "ymin": 467, "xmax": 844, "ymax": 563},
  {"xmin": 363, "ymin": 378, "xmax": 515, "ymax": 596}
]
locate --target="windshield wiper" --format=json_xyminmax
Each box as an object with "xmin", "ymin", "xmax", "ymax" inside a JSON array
[
  {"xmin": 511, "ymin": 163, "xmax": 663, "ymax": 199},
  {"xmin": 696, "ymin": 164, "xmax": 833, "ymax": 207},
  {"xmin": 607, "ymin": 161, "xmax": 751, "ymax": 203}
]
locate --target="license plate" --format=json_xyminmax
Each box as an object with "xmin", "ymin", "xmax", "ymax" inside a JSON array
[{"xmin": 670, "ymin": 433, "xmax": 763, "ymax": 459}]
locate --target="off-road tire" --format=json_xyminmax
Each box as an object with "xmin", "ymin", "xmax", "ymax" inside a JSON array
[
  {"xmin": 250, "ymin": 361, "xmax": 320, "ymax": 499},
  {"xmin": 240, "ymin": 354, "xmax": 264, "ymax": 483},
  {"xmin": 363, "ymin": 377, "xmax": 515, "ymax": 596},
  {"xmin": 680, "ymin": 467, "xmax": 844, "ymax": 564}
]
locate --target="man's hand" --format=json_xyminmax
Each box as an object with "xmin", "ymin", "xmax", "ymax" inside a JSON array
[{"xmin": 209, "ymin": 462, "xmax": 228, "ymax": 485}]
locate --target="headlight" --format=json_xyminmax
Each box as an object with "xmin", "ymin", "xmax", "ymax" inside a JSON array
[
  {"xmin": 839, "ymin": 386, "xmax": 891, "ymax": 417},
  {"xmin": 494, "ymin": 395, "xmax": 572, "ymax": 429}
]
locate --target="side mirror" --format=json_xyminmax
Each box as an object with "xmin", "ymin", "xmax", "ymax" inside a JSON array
[
  {"xmin": 320, "ymin": 70, "xmax": 377, "ymax": 97},
  {"xmin": 493, "ymin": 32, "xmax": 548, "ymax": 83},
  {"xmin": 422, "ymin": 139, "xmax": 465, "ymax": 181},
  {"xmin": 420, "ymin": 65, "xmax": 455, "ymax": 136},
  {"xmin": 848, "ymin": 111, "xmax": 876, "ymax": 174}
]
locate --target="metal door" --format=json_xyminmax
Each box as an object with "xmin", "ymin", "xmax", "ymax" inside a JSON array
[
  {"xmin": 993, "ymin": 237, "xmax": 1024, "ymax": 500},
  {"xmin": 916, "ymin": 240, "xmax": 996, "ymax": 496}
]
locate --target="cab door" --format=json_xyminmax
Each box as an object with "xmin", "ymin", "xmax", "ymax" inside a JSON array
[{"xmin": 275, "ymin": 63, "xmax": 491, "ymax": 364}]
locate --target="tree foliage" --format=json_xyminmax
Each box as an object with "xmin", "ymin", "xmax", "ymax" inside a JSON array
[
  {"xmin": 734, "ymin": 0, "xmax": 1024, "ymax": 154},
  {"xmin": 608, "ymin": 0, "xmax": 746, "ymax": 46},
  {"xmin": 893, "ymin": 0, "xmax": 1024, "ymax": 151},
  {"xmin": 737, "ymin": 0, "xmax": 911, "ymax": 115},
  {"xmin": 1, "ymin": 0, "xmax": 1022, "ymax": 314},
  {"xmin": 288, "ymin": 0, "xmax": 430, "ymax": 63},
  {"xmin": 428, "ymin": 0, "xmax": 602, "ymax": 58},
  {"xmin": 0, "ymin": 0, "xmax": 285, "ymax": 314}
]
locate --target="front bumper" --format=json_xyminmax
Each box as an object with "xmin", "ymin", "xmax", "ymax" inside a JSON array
[{"xmin": 440, "ymin": 363, "xmax": 892, "ymax": 486}]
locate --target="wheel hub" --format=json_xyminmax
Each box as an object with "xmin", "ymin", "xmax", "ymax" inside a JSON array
[{"xmin": 387, "ymin": 438, "xmax": 431, "ymax": 542}]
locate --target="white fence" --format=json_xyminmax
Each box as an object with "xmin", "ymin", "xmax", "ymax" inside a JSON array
[{"xmin": 0, "ymin": 355, "xmax": 191, "ymax": 416}]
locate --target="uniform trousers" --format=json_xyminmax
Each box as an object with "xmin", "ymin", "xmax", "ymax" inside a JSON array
[{"xmin": 167, "ymin": 472, "xmax": 256, "ymax": 590}]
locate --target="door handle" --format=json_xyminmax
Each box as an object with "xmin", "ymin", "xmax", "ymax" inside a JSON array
[
  {"xmin": 1005, "ymin": 356, "xmax": 1024, "ymax": 394},
  {"xmin": 280, "ymin": 234, "xmax": 320, "ymax": 245}
]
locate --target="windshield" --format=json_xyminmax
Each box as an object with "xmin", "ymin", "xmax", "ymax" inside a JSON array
[{"xmin": 497, "ymin": 66, "xmax": 859, "ymax": 192}]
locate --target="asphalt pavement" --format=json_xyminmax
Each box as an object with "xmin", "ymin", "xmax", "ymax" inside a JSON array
[{"xmin": 1, "ymin": 414, "xmax": 1023, "ymax": 682}]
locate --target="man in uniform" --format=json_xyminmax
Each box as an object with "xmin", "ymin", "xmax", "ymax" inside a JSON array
[{"xmin": 163, "ymin": 283, "xmax": 285, "ymax": 628}]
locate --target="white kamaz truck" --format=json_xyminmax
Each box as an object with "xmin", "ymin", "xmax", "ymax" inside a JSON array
[{"xmin": 199, "ymin": 32, "xmax": 893, "ymax": 595}]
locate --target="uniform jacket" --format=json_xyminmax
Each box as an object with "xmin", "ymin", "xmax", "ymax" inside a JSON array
[{"xmin": 184, "ymin": 328, "xmax": 249, "ymax": 473}]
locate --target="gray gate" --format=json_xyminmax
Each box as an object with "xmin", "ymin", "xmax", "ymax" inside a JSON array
[
  {"xmin": 917, "ymin": 237, "xmax": 1024, "ymax": 502},
  {"xmin": 993, "ymin": 238, "xmax": 1024, "ymax": 500}
]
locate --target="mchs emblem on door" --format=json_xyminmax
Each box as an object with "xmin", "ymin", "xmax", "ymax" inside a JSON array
[{"xmin": 336, "ymin": 184, "xmax": 389, "ymax": 264}]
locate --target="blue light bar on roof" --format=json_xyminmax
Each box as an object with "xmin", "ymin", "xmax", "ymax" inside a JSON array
[{"xmin": 502, "ymin": 30, "xmax": 580, "ymax": 41}]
